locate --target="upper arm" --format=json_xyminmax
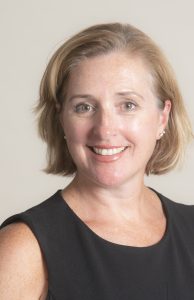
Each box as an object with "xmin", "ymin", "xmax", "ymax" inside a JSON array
[{"xmin": 0, "ymin": 223, "xmax": 48, "ymax": 300}]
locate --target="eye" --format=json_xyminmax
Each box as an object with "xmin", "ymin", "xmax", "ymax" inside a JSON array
[
  {"xmin": 121, "ymin": 101, "xmax": 137, "ymax": 112},
  {"xmin": 74, "ymin": 103, "xmax": 96, "ymax": 114}
]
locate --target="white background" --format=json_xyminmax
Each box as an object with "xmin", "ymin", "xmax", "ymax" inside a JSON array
[{"xmin": 0, "ymin": 0, "xmax": 194, "ymax": 223}]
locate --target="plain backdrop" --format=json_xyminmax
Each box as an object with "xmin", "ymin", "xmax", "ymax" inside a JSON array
[{"xmin": 0, "ymin": 0, "xmax": 194, "ymax": 223}]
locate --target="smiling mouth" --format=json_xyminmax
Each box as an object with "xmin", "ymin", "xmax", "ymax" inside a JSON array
[{"xmin": 88, "ymin": 146, "xmax": 128, "ymax": 156}]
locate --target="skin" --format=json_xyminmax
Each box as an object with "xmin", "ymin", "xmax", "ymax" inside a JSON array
[
  {"xmin": 61, "ymin": 52, "xmax": 171, "ymax": 190},
  {"xmin": 0, "ymin": 223, "xmax": 48, "ymax": 299},
  {"xmin": 60, "ymin": 52, "xmax": 171, "ymax": 246},
  {"xmin": 0, "ymin": 51, "xmax": 171, "ymax": 298}
]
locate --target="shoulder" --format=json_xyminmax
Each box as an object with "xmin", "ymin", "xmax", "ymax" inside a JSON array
[
  {"xmin": 1, "ymin": 190, "xmax": 62, "ymax": 234},
  {"xmin": 158, "ymin": 191, "xmax": 194, "ymax": 229},
  {"xmin": 160, "ymin": 192, "xmax": 194, "ymax": 214},
  {"xmin": 0, "ymin": 191, "xmax": 62, "ymax": 299},
  {"xmin": 0, "ymin": 222, "xmax": 48, "ymax": 299}
]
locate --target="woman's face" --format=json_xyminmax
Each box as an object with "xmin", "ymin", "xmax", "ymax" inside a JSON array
[{"xmin": 60, "ymin": 52, "xmax": 171, "ymax": 187}]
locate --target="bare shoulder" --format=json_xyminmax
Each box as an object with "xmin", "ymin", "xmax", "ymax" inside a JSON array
[{"xmin": 0, "ymin": 222, "xmax": 48, "ymax": 300}]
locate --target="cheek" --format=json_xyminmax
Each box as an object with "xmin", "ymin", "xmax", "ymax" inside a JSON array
[
  {"xmin": 125, "ymin": 114, "xmax": 159, "ymax": 139},
  {"xmin": 64, "ymin": 119, "xmax": 91, "ymax": 144}
]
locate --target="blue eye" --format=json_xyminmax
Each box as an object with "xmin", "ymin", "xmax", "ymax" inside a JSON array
[{"xmin": 74, "ymin": 103, "xmax": 95, "ymax": 113}]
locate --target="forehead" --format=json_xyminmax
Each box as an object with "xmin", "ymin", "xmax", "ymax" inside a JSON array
[{"xmin": 67, "ymin": 51, "xmax": 155, "ymax": 95}]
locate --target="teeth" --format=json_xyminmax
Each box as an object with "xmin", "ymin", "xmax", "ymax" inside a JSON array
[{"xmin": 92, "ymin": 147, "xmax": 126, "ymax": 156}]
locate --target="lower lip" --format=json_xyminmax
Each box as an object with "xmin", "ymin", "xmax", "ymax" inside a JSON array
[{"xmin": 89, "ymin": 148, "xmax": 128, "ymax": 163}]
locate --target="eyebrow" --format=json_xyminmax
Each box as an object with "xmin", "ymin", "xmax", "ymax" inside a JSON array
[
  {"xmin": 68, "ymin": 94, "xmax": 93, "ymax": 102},
  {"xmin": 67, "ymin": 91, "xmax": 144, "ymax": 102},
  {"xmin": 116, "ymin": 91, "xmax": 144, "ymax": 100}
]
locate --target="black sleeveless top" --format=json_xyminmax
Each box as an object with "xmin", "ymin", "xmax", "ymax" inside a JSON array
[{"xmin": 1, "ymin": 190, "xmax": 194, "ymax": 300}]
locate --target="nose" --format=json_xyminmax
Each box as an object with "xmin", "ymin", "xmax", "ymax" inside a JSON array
[{"xmin": 92, "ymin": 108, "xmax": 118, "ymax": 139}]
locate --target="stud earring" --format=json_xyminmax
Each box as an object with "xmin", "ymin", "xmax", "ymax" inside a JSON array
[
  {"xmin": 159, "ymin": 130, "xmax": 165, "ymax": 138},
  {"xmin": 64, "ymin": 135, "xmax": 67, "ymax": 140}
]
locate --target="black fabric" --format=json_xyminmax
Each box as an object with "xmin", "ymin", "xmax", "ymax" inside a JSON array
[{"xmin": 1, "ymin": 190, "xmax": 194, "ymax": 299}]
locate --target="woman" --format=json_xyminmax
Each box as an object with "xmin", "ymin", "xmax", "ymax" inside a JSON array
[{"xmin": 0, "ymin": 23, "xmax": 193, "ymax": 299}]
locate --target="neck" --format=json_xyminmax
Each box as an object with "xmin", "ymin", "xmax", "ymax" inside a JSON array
[{"xmin": 62, "ymin": 173, "xmax": 157, "ymax": 221}]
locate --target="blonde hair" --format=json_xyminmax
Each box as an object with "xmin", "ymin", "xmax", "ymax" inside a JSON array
[{"xmin": 35, "ymin": 22, "xmax": 193, "ymax": 175}]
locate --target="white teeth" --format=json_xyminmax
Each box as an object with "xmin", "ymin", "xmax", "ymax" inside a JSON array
[{"xmin": 92, "ymin": 147, "xmax": 126, "ymax": 156}]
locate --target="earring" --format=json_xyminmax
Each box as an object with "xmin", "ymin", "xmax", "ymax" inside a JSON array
[
  {"xmin": 64, "ymin": 135, "xmax": 67, "ymax": 140},
  {"xmin": 159, "ymin": 130, "xmax": 165, "ymax": 138}
]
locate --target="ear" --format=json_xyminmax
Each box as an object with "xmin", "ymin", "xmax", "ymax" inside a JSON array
[{"xmin": 157, "ymin": 100, "xmax": 171, "ymax": 140}]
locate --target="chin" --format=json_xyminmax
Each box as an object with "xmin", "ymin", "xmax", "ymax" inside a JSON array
[{"xmin": 88, "ymin": 171, "xmax": 130, "ymax": 188}]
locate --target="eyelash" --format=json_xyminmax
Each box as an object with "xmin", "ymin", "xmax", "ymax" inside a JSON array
[
  {"xmin": 74, "ymin": 103, "xmax": 96, "ymax": 114},
  {"xmin": 73, "ymin": 100, "xmax": 137, "ymax": 115},
  {"xmin": 121, "ymin": 101, "xmax": 137, "ymax": 112}
]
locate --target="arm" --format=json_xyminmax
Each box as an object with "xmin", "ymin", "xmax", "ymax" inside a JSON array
[{"xmin": 0, "ymin": 223, "xmax": 48, "ymax": 300}]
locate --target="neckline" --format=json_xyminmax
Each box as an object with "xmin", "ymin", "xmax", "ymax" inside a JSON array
[{"xmin": 56, "ymin": 188, "xmax": 170, "ymax": 251}]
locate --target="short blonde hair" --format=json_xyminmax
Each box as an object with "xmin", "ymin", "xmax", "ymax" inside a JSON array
[{"xmin": 36, "ymin": 22, "xmax": 193, "ymax": 176}]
